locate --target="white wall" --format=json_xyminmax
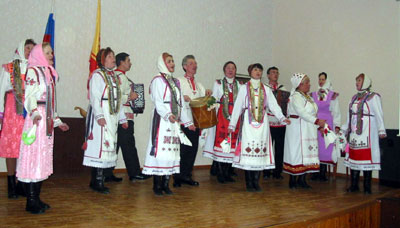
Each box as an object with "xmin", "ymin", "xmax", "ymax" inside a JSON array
[
  {"xmin": 0, "ymin": 0, "xmax": 274, "ymax": 171},
  {"xmin": 0, "ymin": 1, "xmax": 398, "ymax": 175}
]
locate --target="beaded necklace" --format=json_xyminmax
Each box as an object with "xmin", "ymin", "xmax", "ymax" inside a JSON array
[
  {"xmin": 221, "ymin": 78, "xmax": 238, "ymax": 120},
  {"xmin": 248, "ymin": 81, "xmax": 265, "ymax": 123},
  {"xmin": 100, "ymin": 69, "xmax": 121, "ymax": 115}
]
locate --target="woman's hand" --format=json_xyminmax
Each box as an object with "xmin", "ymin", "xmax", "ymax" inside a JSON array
[
  {"xmin": 317, "ymin": 119, "xmax": 326, "ymax": 128},
  {"xmin": 168, "ymin": 115, "xmax": 177, "ymax": 123},
  {"xmin": 122, "ymin": 122, "xmax": 129, "ymax": 129},
  {"xmin": 227, "ymin": 128, "xmax": 233, "ymax": 134},
  {"xmin": 129, "ymin": 91, "xmax": 138, "ymax": 101},
  {"xmin": 184, "ymin": 95, "xmax": 191, "ymax": 102},
  {"xmin": 188, "ymin": 125, "xmax": 196, "ymax": 131},
  {"xmin": 33, "ymin": 115, "xmax": 42, "ymax": 125},
  {"xmin": 97, "ymin": 118, "xmax": 106, "ymax": 126},
  {"xmin": 283, "ymin": 119, "xmax": 291, "ymax": 125},
  {"xmin": 59, "ymin": 123, "xmax": 70, "ymax": 132},
  {"xmin": 205, "ymin": 89, "xmax": 212, "ymax": 96},
  {"xmin": 379, "ymin": 134, "xmax": 387, "ymax": 139}
]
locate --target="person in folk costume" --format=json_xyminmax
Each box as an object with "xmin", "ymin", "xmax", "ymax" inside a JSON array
[
  {"xmin": 203, "ymin": 61, "xmax": 242, "ymax": 183},
  {"xmin": 310, "ymin": 72, "xmax": 341, "ymax": 181},
  {"xmin": 16, "ymin": 43, "xmax": 70, "ymax": 214},
  {"xmin": 342, "ymin": 73, "xmax": 386, "ymax": 194},
  {"xmin": 283, "ymin": 73, "xmax": 326, "ymax": 189},
  {"xmin": 83, "ymin": 47, "xmax": 128, "ymax": 194},
  {"xmin": 173, "ymin": 55, "xmax": 212, "ymax": 187},
  {"xmin": 142, "ymin": 53, "xmax": 195, "ymax": 196},
  {"xmin": 103, "ymin": 52, "xmax": 150, "ymax": 183},
  {"xmin": 0, "ymin": 39, "xmax": 35, "ymax": 199},
  {"xmin": 263, "ymin": 66, "xmax": 290, "ymax": 180},
  {"xmin": 228, "ymin": 63, "xmax": 290, "ymax": 192}
]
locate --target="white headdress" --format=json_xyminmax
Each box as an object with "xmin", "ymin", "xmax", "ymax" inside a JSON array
[
  {"xmin": 157, "ymin": 53, "xmax": 172, "ymax": 76},
  {"xmin": 290, "ymin": 73, "xmax": 306, "ymax": 95}
]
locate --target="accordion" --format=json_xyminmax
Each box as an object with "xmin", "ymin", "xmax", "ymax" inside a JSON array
[
  {"xmin": 275, "ymin": 90, "xmax": 290, "ymax": 116},
  {"xmin": 130, "ymin": 83, "xmax": 145, "ymax": 114}
]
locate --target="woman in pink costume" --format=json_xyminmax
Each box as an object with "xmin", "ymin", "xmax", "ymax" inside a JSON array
[
  {"xmin": 0, "ymin": 39, "xmax": 35, "ymax": 198},
  {"xmin": 16, "ymin": 43, "xmax": 69, "ymax": 214}
]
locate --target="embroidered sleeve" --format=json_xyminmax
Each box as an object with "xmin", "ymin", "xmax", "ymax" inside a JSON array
[
  {"xmin": 24, "ymin": 68, "xmax": 41, "ymax": 119},
  {"xmin": 89, "ymin": 72, "xmax": 105, "ymax": 121},
  {"xmin": 370, "ymin": 95, "xmax": 386, "ymax": 135},
  {"xmin": 0, "ymin": 66, "xmax": 12, "ymax": 114},
  {"xmin": 266, "ymin": 86, "xmax": 285, "ymax": 122},
  {"xmin": 291, "ymin": 93, "xmax": 317, "ymax": 124},
  {"xmin": 228, "ymin": 85, "xmax": 246, "ymax": 130},
  {"xmin": 151, "ymin": 77, "xmax": 173, "ymax": 120}
]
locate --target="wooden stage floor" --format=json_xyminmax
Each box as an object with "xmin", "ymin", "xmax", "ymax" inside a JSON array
[{"xmin": 0, "ymin": 168, "xmax": 398, "ymax": 228}]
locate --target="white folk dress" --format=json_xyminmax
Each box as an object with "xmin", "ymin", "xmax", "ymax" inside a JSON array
[
  {"xmin": 83, "ymin": 69, "xmax": 126, "ymax": 168},
  {"xmin": 283, "ymin": 91, "xmax": 320, "ymax": 175},
  {"xmin": 203, "ymin": 78, "xmax": 241, "ymax": 163},
  {"xmin": 229, "ymin": 80, "xmax": 285, "ymax": 171},
  {"xmin": 142, "ymin": 75, "xmax": 193, "ymax": 176},
  {"xmin": 342, "ymin": 92, "xmax": 385, "ymax": 171}
]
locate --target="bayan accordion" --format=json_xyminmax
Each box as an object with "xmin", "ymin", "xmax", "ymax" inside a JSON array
[
  {"xmin": 189, "ymin": 96, "xmax": 217, "ymax": 129},
  {"xmin": 130, "ymin": 83, "xmax": 145, "ymax": 114}
]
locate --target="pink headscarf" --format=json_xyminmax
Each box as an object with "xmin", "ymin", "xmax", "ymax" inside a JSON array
[{"xmin": 28, "ymin": 43, "xmax": 58, "ymax": 83}]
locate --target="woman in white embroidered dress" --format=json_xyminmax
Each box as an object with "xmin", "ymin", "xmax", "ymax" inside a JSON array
[
  {"xmin": 83, "ymin": 47, "xmax": 128, "ymax": 194},
  {"xmin": 203, "ymin": 61, "xmax": 242, "ymax": 183},
  {"xmin": 228, "ymin": 63, "xmax": 290, "ymax": 192},
  {"xmin": 142, "ymin": 53, "xmax": 195, "ymax": 196},
  {"xmin": 17, "ymin": 43, "xmax": 69, "ymax": 214},
  {"xmin": 342, "ymin": 73, "xmax": 386, "ymax": 194},
  {"xmin": 283, "ymin": 73, "xmax": 325, "ymax": 189}
]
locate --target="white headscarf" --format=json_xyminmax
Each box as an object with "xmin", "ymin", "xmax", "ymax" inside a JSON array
[
  {"xmin": 11, "ymin": 41, "xmax": 28, "ymax": 75},
  {"xmin": 359, "ymin": 74, "xmax": 372, "ymax": 91},
  {"xmin": 157, "ymin": 53, "xmax": 172, "ymax": 76},
  {"xmin": 290, "ymin": 73, "xmax": 306, "ymax": 95},
  {"xmin": 318, "ymin": 77, "xmax": 333, "ymax": 93}
]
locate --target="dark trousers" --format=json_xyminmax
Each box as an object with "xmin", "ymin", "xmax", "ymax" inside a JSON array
[
  {"xmin": 178, "ymin": 126, "xmax": 200, "ymax": 179},
  {"xmin": 105, "ymin": 120, "xmax": 141, "ymax": 178},
  {"xmin": 270, "ymin": 126, "xmax": 286, "ymax": 175}
]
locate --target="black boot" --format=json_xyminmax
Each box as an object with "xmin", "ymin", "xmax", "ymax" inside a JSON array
[
  {"xmin": 223, "ymin": 163, "xmax": 235, "ymax": 182},
  {"xmin": 228, "ymin": 164, "xmax": 238, "ymax": 177},
  {"xmin": 7, "ymin": 175, "xmax": 18, "ymax": 199},
  {"xmin": 363, "ymin": 171, "xmax": 372, "ymax": 194},
  {"xmin": 319, "ymin": 164, "xmax": 328, "ymax": 182},
  {"xmin": 172, "ymin": 174, "xmax": 181, "ymax": 187},
  {"xmin": 25, "ymin": 182, "xmax": 44, "ymax": 214},
  {"xmin": 89, "ymin": 168, "xmax": 110, "ymax": 194},
  {"xmin": 263, "ymin": 170, "xmax": 271, "ymax": 180},
  {"xmin": 162, "ymin": 176, "xmax": 173, "ymax": 195},
  {"xmin": 346, "ymin": 170, "xmax": 360, "ymax": 192},
  {"xmin": 210, "ymin": 161, "xmax": 218, "ymax": 176},
  {"xmin": 36, "ymin": 182, "xmax": 50, "ymax": 210},
  {"xmin": 216, "ymin": 162, "xmax": 225, "ymax": 183},
  {"xmin": 310, "ymin": 172, "xmax": 319, "ymax": 181},
  {"xmin": 252, "ymin": 171, "xmax": 262, "ymax": 192},
  {"xmin": 16, "ymin": 181, "xmax": 26, "ymax": 197},
  {"xmin": 153, "ymin": 176, "xmax": 163, "ymax": 196},
  {"xmin": 245, "ymin": 171, "xmax": 255, "ymax": 192},
  {"xmin": 289, "ymin": 175, "xmax": 297, "ymax": 189},
  {"xmin": 297, "ymin": 174, "xmax": 311, "ymax": 189}
]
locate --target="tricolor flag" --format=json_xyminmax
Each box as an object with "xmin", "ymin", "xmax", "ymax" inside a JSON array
[
  {"xmin": 89, "ymin": 0, "xmax": 101, "ymax": 74},
  {"xmin": 43, "ymin": 13, "xmax": 55, "ymax": 67}
]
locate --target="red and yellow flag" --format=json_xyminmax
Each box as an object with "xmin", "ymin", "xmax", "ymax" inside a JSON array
[{"xmin": 89, "ymin": 0, "xmax": 101, "ymax": 74}]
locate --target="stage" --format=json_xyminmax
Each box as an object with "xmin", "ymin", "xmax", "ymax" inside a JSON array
[{"xmin": 0, "ymin": 168, "xmax": 399, "ymax": 228}]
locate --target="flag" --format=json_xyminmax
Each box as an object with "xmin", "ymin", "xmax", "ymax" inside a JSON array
[
  {"xmin": 89, "ymin": 0, "xmax": 101, "ymax": 74},
  {"xmin": 43, "ymin": 13, "xmax": 55, "ymax": 67}
]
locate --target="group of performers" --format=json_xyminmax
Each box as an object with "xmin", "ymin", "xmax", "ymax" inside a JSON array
[{"xmin": 0, "ymin": 40, "xmax": 386, "ymax": 214}]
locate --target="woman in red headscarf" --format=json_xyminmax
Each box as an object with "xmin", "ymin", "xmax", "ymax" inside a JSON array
[
  {"xmin": 16, "ymin": 43, "xmax": 69, "ymax": 214},
  {"xmin": 83, "ymin": 47, "xmax": 128, "ymax": 195}
]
